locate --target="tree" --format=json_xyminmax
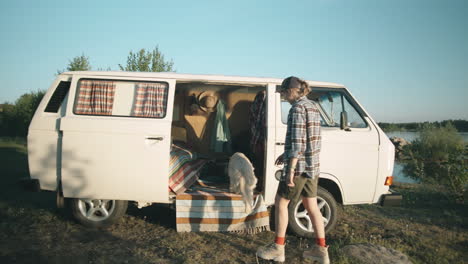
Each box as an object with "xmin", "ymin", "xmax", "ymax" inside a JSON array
[
  {"xmin": 119, "ymin": 46, "xmax": 174, "ymax": 72},
  {"xmin": 0, "ymin": 90, "xmax": 45, "ymax": 137},
  {"xmin": 57, "ymin": 54, "xmax": 92, "ymax": 74},
  {"xmin": 0, "ymin": 103, "xmax": 15, "ymax": 136}
]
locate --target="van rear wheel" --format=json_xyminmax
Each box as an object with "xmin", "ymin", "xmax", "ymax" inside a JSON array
[
  {"xmin": 69, "ymin": 198, "xmax": 128, "ymax": 228},
  {"xmin": 288, "ymin": 187, "xmax": 338, "ymax": 238}
]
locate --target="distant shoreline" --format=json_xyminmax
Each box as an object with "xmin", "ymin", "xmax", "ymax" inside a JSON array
[{"xmin": 378, "ymin": 119, "xmax": 468, "ymax": 133}]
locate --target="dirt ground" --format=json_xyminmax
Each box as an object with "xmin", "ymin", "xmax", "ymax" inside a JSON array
[{"xmin": 1, "ymin": 142, "xmax": 467, "ymax": 263}]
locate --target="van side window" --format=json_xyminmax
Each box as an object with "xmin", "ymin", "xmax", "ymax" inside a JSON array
[
  {"xmin": 317, "ymin": 91, "xmax": 367, "ymax": 128},
  {"xmin": 75, "ymin": 80, "xmax": 116, "ymax": 115},
  {"xmin": 131, "ymin": 82, "xmax": 168, "ymax": 118},
  {"xmin": 281, "ymin": 100, "xmax": 328, "ymax": 126},
  {"xmin": 73, "ymin": 79, "xmax": 168, "ymax": 118},
  {"xmin": 45, "ymin": 81, "xmax": 71, "ymax": 113},
  {"xmin": 280, "ymin": 89, "xmax": 367, "ymax": 128}
]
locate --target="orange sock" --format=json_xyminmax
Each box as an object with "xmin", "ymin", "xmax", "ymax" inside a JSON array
[
  {"xmin": 316, "ymin": 238, "xmax": 326, "ymax": 247},
  {"xmin": 275, "ymin": 237, "xmax": 286, "ymax": 245}
]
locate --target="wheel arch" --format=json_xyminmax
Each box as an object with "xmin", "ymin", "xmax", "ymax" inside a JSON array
[{"xmin": 318, "ymin": 174, "xmax": 344, "ymax": 204}]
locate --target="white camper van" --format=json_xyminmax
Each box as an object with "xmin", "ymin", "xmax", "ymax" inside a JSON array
[{"xmin": 23, "ymin": 71, "xmax": 400, "ymax": 237}]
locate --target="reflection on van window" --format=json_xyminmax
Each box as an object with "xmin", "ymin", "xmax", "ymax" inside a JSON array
[
  {"xmin": 281, "ymin": 99, "xmax": 328, "ymax": 126},
  {"xmin": 74, "ymin": 79, "xmax": 168, "ymax": 118},
  {"xmin": 280, "ymin": 90, "xmax": 367, "ymax": 128},
  {"xmin": 316, "ymin": 91, "xmax": 367, "ymax": 128},
  {"xmin": 281, "ymin": 100, "xmax": 328, "ymax": 126}
]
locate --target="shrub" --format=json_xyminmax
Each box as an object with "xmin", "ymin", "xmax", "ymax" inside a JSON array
[
  {"xmin": 402, "ymin": 123, "xmax": 467, "ymax": 202},
  {"xmin": 0, "ymin": 90, "xmax": 45, "ymax": 138}
]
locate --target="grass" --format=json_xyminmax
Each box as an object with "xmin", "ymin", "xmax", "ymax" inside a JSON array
[
  {"xmin": 0, "ymin": 136, "xmax": 27, "ymax": 146},
  {"xmin": 0, "ymin": 141, "xmax": 467, "ymax": 263}
]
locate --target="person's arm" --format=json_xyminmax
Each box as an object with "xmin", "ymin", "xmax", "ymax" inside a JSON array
[
  {"xmin": 287, "ymin": 157, "xmax": 299, "ymax": 186},
  {"xmin": 287, "ymin": 105, "xmax": 306, "ymax": 187}
]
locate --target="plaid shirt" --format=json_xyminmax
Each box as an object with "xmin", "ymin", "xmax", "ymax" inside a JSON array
[{"xmin": 282, "ymin": 96, "xmax": 321, "ymax": 180}]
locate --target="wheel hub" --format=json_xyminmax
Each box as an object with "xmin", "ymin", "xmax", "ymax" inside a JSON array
[
  {"xmin": 77, "ymin": 199, "xmax": 116, "ymax": 222},
  {"xmin": 294, "ymin": 198, "xmax": 331, "ymax": 232}
]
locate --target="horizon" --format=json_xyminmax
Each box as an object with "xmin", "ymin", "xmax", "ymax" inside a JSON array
[{"xmin": 0, "ymin": 0, "xmax": 467, "ymax": 123}]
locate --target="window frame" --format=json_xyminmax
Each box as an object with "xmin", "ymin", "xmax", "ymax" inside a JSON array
[{"xmin": 313, "ymin": 87, "xmax": 369, "ymax": 129}]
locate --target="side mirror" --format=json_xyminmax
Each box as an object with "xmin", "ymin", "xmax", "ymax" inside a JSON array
[{"xmin": 340, "ymin": 111, "xmax": 351, "ymax": 131}]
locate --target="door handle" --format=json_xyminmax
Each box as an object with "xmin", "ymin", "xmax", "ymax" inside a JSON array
[
  {"xmin": 146, "ymin": 136, "xmax": 164, "ymax": 141},
  {"xmin": 276, "ymin": 142, "xmax": 285, "ymax": 146}
]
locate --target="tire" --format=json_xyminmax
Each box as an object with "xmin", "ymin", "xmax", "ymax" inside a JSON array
[
  {"xmin": 288, "ymin": 186, "xmax": 338, "ymax": 238},
  {"xmin": 68, "ymin": 198, "xmax": 128, "ymax": 228}
]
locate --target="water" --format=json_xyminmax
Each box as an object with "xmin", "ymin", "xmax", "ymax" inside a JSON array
[
  {"xmin": 385, "ymin": 131, "xmax": 468, "ymax": 143},
  {"xmin": 392, "ymin": 163, "xmax": 415, "ymax": 183},
  {"xmin": 384, "ymin": 131, "xmax": 468, "ymax": 183}
]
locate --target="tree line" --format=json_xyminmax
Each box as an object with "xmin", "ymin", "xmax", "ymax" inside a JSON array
[
  {"xmin": 378, "ymin": 120, "xmax": 468, "ymax": 132},
  {"xmin": 0, "ymin": 46, "xmax": 174, "ymax": 138}
]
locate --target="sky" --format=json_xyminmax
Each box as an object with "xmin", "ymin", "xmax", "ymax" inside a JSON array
[{"xmin": 0, "ymin": 0, "xmax": 467, "ymax": 122}]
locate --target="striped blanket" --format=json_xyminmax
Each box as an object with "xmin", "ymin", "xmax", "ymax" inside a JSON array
[
  {"xmin": 169, "ymin": 144, "xmax": 207, "ymax": 194},
  {"xmin": 176, "ymin": 191, "xmax": 270, "ymax": 234}
]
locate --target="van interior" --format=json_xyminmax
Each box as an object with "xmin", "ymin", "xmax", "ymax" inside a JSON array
[{"xmin": 169, "ymin": 81, "xmax": 267, "ymax": 195}]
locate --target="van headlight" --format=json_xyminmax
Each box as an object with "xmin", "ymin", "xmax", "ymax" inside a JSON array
[{"xmin": 275, "ymin": 170, "xmax": 283, "ymax": 181}]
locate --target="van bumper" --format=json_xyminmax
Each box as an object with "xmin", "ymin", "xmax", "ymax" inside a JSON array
[
  {"xmin": 380, "ymin": 189, "xmax": 402, "ymax": 207},
  {"xmin": 19, "ymin": 178, "xmax": 41, "ymax": 192}
]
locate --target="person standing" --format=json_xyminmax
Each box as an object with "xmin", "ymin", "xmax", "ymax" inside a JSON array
[{"xmin": 256, "ymin": 76, "xmax": 329, "ymax": 263}]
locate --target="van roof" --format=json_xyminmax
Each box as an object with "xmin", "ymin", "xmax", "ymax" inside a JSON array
[{"xmin": 63, "ymin": 71, "xmax": 345, "ymax": 88}]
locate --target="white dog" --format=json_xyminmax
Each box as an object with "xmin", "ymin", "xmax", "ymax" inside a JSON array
[{"xmin": 228, "ymin": 152, "xmax": 258, "ymax": 213}]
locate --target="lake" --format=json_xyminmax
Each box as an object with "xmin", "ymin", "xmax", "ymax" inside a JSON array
[
  {"xmin": 385, "ymin": 131, "xmax": 468, "ymax": 183},
  {"xmin": 385, "ymin": 131, "xmax": 468, "ymax": 143}
]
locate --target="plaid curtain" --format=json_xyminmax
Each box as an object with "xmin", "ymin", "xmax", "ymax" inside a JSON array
[
  {"xmin": 75, "ymin": 80, "xmax": 116, "ymax": 115},
  {"xmin": 132, "ymin": 82, "xmax": 168, "ymax": 118}
]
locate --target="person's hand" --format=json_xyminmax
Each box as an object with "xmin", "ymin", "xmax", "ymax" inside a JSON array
[{"xmin": 275, "ymin": 153, "xmax": 284, "ymax": 166}]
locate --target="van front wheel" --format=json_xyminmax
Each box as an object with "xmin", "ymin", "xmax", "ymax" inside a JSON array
[
  {"xmin": 69, "ymin": 198, "xmax": 128, "ymax": 228},
  {"xmin": 288, "ymin": 187, "xmax": 338, "ymax": 238}
]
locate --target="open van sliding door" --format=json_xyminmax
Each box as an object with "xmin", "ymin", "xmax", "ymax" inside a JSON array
[{"xmin": 60, "ymin": 75, "xmax": 175, "ymax": 203}]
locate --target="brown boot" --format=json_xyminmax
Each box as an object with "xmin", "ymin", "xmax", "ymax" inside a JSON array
[
  {"xmin": 303, "ymin": 244, "xmax": 329, "ymax": 264},
  {"xmin": 256, "ymin": 242, "xmax": 285, "ymax": 262}
]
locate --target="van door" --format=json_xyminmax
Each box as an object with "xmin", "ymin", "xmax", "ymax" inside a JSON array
[
  {"xmin": 275, "ymin": 87, "xmax": 379, "ymax": 204},
  {"xmin": 60, "ymin": 75, "xmax": 175, "ymax": 203}
]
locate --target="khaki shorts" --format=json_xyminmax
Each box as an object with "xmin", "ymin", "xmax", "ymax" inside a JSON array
[{"xmin": 277, "ymin": 173, "xmax": 318, "ymax": 201}]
